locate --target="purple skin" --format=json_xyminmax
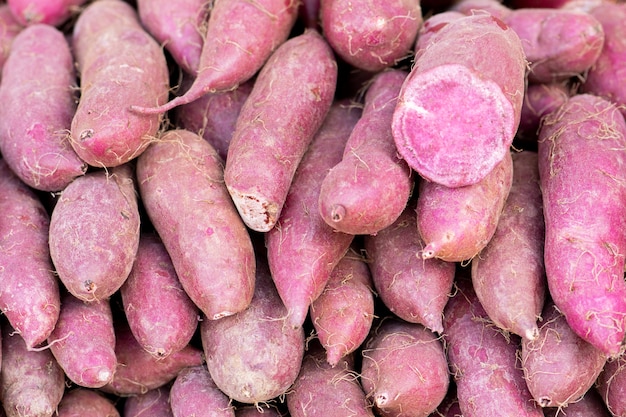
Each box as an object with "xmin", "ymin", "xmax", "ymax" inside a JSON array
[
  {"xmin": 517, "ymin": 82, "xmax": 570, "ymax": 140},
  {"xmin": 136, "ymin": 129, "xmax": 256, "ymax": 321},
  {"xmin": 57, "ymin": 388, "xmax": 120, "ymax": 417},
  {"xmin": 471, "ymin": 150, "xmax": 546, "ymax": 341},
  {"xmin": 364, "ymin": 206, "xmax": 456, "ymax": 333},
  {"xmin": 7, "ymin": 0, "xmax": 87, "ymax": 27},
  {"xmin": 0, "ymin": 5, "xmax": 23, "ymax": 71},
  {"xmin": 0, "ymin": 159, "xmax": 60, "ymax": 350},
  {"xmin": 597, "ymin": 354, "xmax": 626, "ymax": 417},
  {"xmin": 137, "ymin": 0, "xmax": 208, "ymax": 75},
  {"xmin": 224, "ymin": 29, "xmax": 338, "ymax": 233},
  {"xmin": 443, "ymin": 277, "xmax": 544, "ymax": 417},
  {"xmin": 122, "ymin": 233, "xmax": 200, "ymax": 359},
  {"xmin": 170, "ymin": 366, "xmax": 235, "ymax": 417},
  {"xmin": 129, "ymin": 0, "xmax": 299, "ymax": 114},
  {"xmin": 49, "ymin": 164, "xmax": 140, "ymax": 302},
  {"xmin": 360, "ymin": 318, "xmax": 450, "ymax": 417},
  {"xmin": 318, "ymin": 69, "xmax": 413, "ymax": 236},
  {"xmin": 0, "ymin": 23, "xmax": 86, "ymax": 192},
  {"xmin": 0, "ymin": 323, "xmax": 65, "ymax": 417},
  {"xmin": 320, "ymin": 0, "xmax": 422, "ymax": 72},
  {"xmin": 543, "ymin": 390, "xmax": 612, "ymax": 417},
  {"xmin": 123, "ymin": 387, "xmax": 174, "ymax": 417},
  {"xmin": 287, "ymin": 343, "xmax": 374, "ymax": 417},
  {"xmin": 48, "ymin": 292, "xmax": 117, "ymax": 388},
  {"xmin": 265, "ymin": 101, "xmax": 359, "ymax": 328},
  {"xmin": 309, "ymin": 250, "xmax": 375, "ymax": 367},
  {"xmin": 70, "ymin": 0, "xmax": 170, "ymax": 168},
  {"xmin": 538, "ymin": 93, "xmax": 626, "ymax": 356}
]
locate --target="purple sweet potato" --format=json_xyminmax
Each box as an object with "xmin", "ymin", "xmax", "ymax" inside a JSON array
[
  {"xmin": 318, "ymin": 69, "xmax": 413, "ymax": 236},
  {"xmin": 0, "ymin": 23, "xmax": 86, "ymax": 192},
  {"xmin": 6, "ymin": 0, "xmax": 87, "ymax": 26},
  {"xmin": 360, "ymin": 318, "xmax": 450, "ymax": 417},
  {"xmin": 320, "ymin": 0, "xmax": 422, "ymax": 72},
  {"xmin": 201, "ymin": 260, "xmax": 305, "ymax": 404},
  {"xmin": 0, "ymin": 159, "xmax": 60, "ymax": 350},
  {"xmin": 596, "ymin": 354, "xmax": 626, "ymax": 417},
  {"xmin": 521, "ymin": 302, "xmax": 607, "ymax": 407},
  {"xmin": 414, "ymin": 11, "xmax": 463, "ymax": 52},
  {"xmin": 0, "ymin": 5, "xmax": 23, "ymax": 73},
  {"xmin": 580, "ymin": 2, "xmax": 626, "ymax": 117},
  {"xmin": 309, "ymin": 249, "xmax": 375, "ymax": 366},
  {"xmin": 537, "ymin": 93, "xmax": 626, "ymax": 356},
  {"xmin": 392, "ymin": 13, "xmax": 526, "ymax": 188},
  {"xmin": 102, "ymin": 321, "xmax": 204, "ymax": 397},
  {"xmin": 121, "ymin": 233, "xmax": 200, "ymax": 358},
  {"xmin": 174, "ymin": 79, "xmax": 253, "ymax": 162},
  {"xmin": 417, "ymin": 150, "xmax": 513, "ymax": 263},
  {"xmin": 443, "ymin": 277, "xmax": 544, "ymax": 417},
  {"xmin": 170, "ymin": 366, "xmax": 235, "ymax": 417},
  {"xmin": 471, "ymin": 150, "xmax": 546, "ymax": 341},
  {"xmin": 543, "ymin": 390, "xmax": 611, "ymax": 417},
  {"xmin": 265, "ymin": 101, "xmax": 359, "ymax": 328},
  {"xmin": 450, "ymin": 0, "xmax": 513, "ymax": 20},
  {"xmin": 130, "ymin": 0, "xmax": 299, "ymax": 114},
  {"xmin": 49, "ymin": 164, "xmax": 140, "ymax": 302},
  {"xmin": 0, "ymin": 322, "xmax": 65, "ymax": 417},
  {"xmin": 287, "ymin": 342, "xmax": 374, "ymax": 417},
  {"xmin": 136, "ymin": 129, "xmax": 255, "ymax": 320},
  {"xmin": 364, "ymin": 205, "xmax": 456, "ymax": 333},
  {"xmin": 517, "ymin": 82, "xmax": 571, "ymax": 140},
  {"xmin": 47, "ymin": 292, "xmax": 116, "ymax": 389},
  {"xmin": 70, "ymin": 0, "xmax": 169, "ymax": 167},
  {"xmin": 137, "ymin": 0, "xmax": 208, "ymax": 75},
  {"xmin": 236, "ymin": 405, "xmax": 283, "ymax": 417},
  {"xmin": 57, "ymin": 388, "xmax": 120, "ymax": 417},
  {"xmin": 502, "ymin": 7, "xmax": 605, "ymax": 83},
  {"xmin": 123, "ymin": 386, "xmax": 174, "ymax": 417},
  {"xmin": 224, "ymin": 29, "xmax": 337, "ymax": 232}
]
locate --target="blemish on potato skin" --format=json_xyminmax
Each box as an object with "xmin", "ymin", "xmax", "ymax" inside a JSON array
[{"xmin": 79, "ymin": 129, "xmax": 94, "ymax": 141}]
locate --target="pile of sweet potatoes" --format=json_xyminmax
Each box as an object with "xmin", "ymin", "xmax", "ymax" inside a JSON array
[{"xmin": 0, "ymin": 0, "xmax": 626, "ymax": 416}]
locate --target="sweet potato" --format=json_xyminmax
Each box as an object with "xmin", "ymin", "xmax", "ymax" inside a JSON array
[
  {"xmin": 49, "ymin": 164, "xmax": 140, "ymax": 302},
  {"xmin": 47, "ymin": 292, "xmax": 116, "ymax": 388},
  {"xmin": 137, "ymin": 0, "xmax": 208, "ymax": 75},
  {"xmin": 0, "ymin": 322, "xmax": 65, "ymax": 417},
  {"xmin": 537, "ymin": 93, "xmax": 626, "ymax": 356},
  {"xmin": 517, "ymin": 82, "xmax": 571, "ymax": 140},
  {"xmin": 360, "ymin": 318, "xmax": 450, "ymax": 417},
  {"xmin": 101, "ymin": 321, "xmax": 204, "ymax": 397},
  {"xmin": 320, "ymin": 0, "xmax": 422, "ymax": 72},
  {"xmin": 201, "ymin": 259, "xmax": 305, "ymax": 404},
  {"xmin": 0, "ymin": 23, "xmax": 86, "ymax": 192},
  {"xmin": 414, "ymin": 11, "xmax": 464, "ymax": 52},
  {"xmin": 502, "ymin": 7, "xmax": 605, "ymax": 83},
  {"xmin": 450, "ymin": 0, "xmax": 512, "ymax": 19},
  {"xmin": 443, "ymin": 277, "xmax": 544, "ymax": 417},
  {"xmin": 0, "ymin": 5, "xmax": 23, "ymax": 73},
  {"xmin": 121, "ymin": 233, "xmax": 200, "ymax": 358},
  {"xmin": 170, "ymin": 366, "xmax": 235, "ymax": 417},
  {"xmin": 580, "ymin": 2, "xmax": 626, "ymax": 117},
  {"xmin": 123, "ymin": 387, "xmax": 174, "ymax": 417},
  {"xmin": 224, "ymin": 29, "xmax": 337, "ymax": 232},
  {"xmin": 174, "ymin": 79, "xmax": 253, "ymax": 162},
  {"xmin": 392, "ymin": 13, "xmax": 526, "ymax": 188},
  {"xmin": 130, "ymin": 0, "xmax": 299, "ymax": 114},
  {"xmin": 70, "ymin": 0, "xmax": 169, "ymax": 167},
  {"xmin": 318, "ymin": 69, "xmax": 413, "ymax": 235},
  {"xmin": 309, "ymin": 249, "xmax": 375, "ymax": 366},
  {"xmin": 6, "ymin": 0, "xmax": 87, "ymax": 26},
  {"xmin": 235, "ymin": 406, "xmax": 283, "ymax": 417},
  {"xmin": 56, "ymin": 388, "xmax": 120, "ymax": 417},
  {"xmin": 521, "ymin": 302, "xmax": 607, "ymax": 407},
  {"xmin": 596, "ymin": 354, "xmax": 626, "ymax": 417},
  {"xmin": 287, "ymin": 342, "xmax": 374, "ymax": 417},
  {"xmin": 471, "ymin": 150, "xmax": 546, "ymax": 341},
  {"xmin": 543, "ymin": 390, "xmax": 611, "ymax": 417},
  {"xmin": 265, "ymin": 101, "xmax": 359, "ymax": 328},
  {"xmin": 136, "ymin": 129, "xmax": 255, "ymax": 320},
  {"xmin": 417, "ymin": 150, "xmax": 513, "ymax": 263},
  {"xmin": 364, "ymin": 205, "xmax": 456, "ymax": 333},
  {"xmin": 0, "ymin": 159, "xmax": 60, "ymax": 349}
]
